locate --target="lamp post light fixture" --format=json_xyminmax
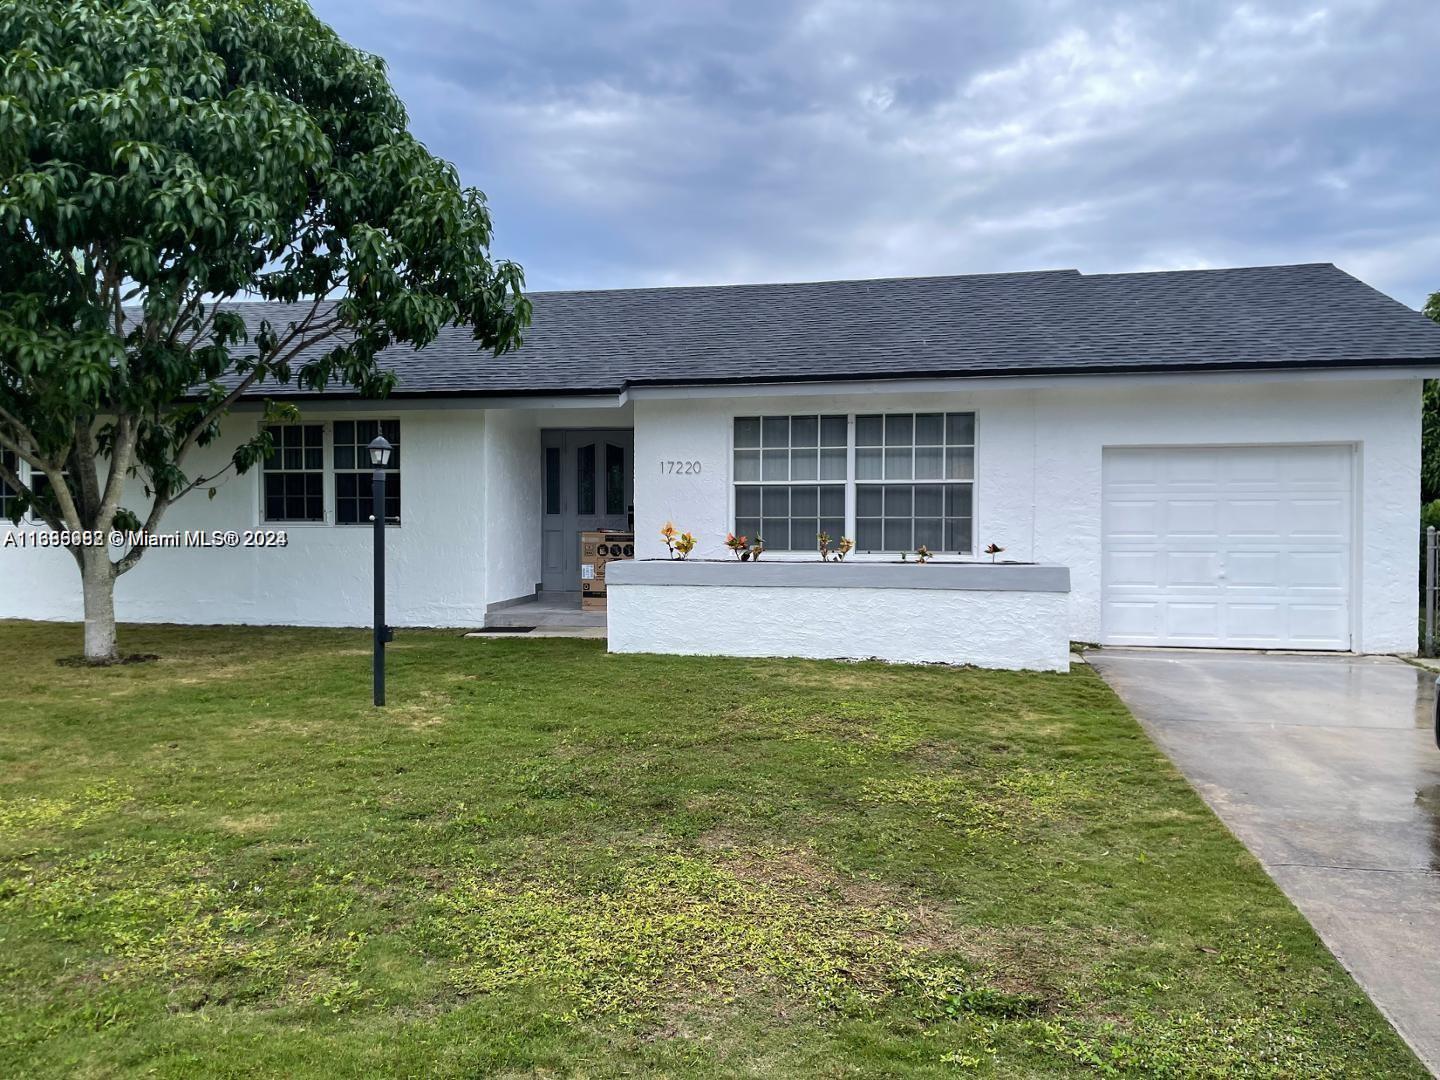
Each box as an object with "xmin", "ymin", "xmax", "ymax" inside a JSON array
[{"xmin": 368, "ymin": 434, "xmax": 394, "ymax": 706}]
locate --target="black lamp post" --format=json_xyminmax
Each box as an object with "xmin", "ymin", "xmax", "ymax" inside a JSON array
[{"xmin": 368, "ymin": 435, "xmax": 394, "ymax": 706}]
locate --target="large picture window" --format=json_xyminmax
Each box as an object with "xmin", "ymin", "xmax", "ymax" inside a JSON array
[
  {"xmin": 334, "ymin": 419, "xmax": 401, "ymax": 524},
  {"xmin": 855, "ymin": 412, "xmax": 974, "ymax": 553},
  {"xmin": 732, "ymin": 411, "xmax": 976, "ymax": 555},
  {"xmin": 733, "ymin": 415, "xmax": 847, "ymax": 550},
  {"xmin": 262, "ymin": 424, "xmax": 325, "ymax": 522}
]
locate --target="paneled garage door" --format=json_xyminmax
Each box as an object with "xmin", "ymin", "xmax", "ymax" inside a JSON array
[{"xmin": 1101, "ymin": 445, "xmax": 1352, "ymax": 650}]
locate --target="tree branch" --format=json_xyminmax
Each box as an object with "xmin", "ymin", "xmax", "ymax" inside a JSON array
[
  {"xmin": 96, "ymin": 413, "xmax": 136, "ymax": 533},
  {"xmin": 0, "ymin": 456, "xmax": 60, "ymax": 534},
  {"xmin": 72, "ymin": 420, "xmax": 103, "ymax": 522}
]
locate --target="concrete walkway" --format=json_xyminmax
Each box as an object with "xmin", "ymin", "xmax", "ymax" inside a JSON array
[{"xmin": 1087, "ymin": 649, "xmax": 1440, "ymax": 1075}]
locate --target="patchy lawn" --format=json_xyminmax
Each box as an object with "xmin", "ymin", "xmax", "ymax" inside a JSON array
[{"xmin": 0, "ymin": 622, "xmax": 1422, "ymax": 1078}]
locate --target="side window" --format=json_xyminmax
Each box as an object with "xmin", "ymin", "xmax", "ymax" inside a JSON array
[
  {"xmin": 0, "ymin": 449, "xmax": 18, "ymax": 523},
  {"xmin": 262, "ymin": 424, "xmax": 325, "ymax": 522},
  {"xmin": 334, "ymin": 420, "xmax": 401, "ymax": 524}
]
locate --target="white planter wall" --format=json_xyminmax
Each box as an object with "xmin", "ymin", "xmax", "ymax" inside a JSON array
[{"xmin": 607, "ymin": 560, "xmax": 1072, "ymax": 671}]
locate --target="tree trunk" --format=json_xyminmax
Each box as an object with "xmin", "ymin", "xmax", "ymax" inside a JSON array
[{"xmin": 80, "ymin": 546, "xmax": 118, "ymax": 663}]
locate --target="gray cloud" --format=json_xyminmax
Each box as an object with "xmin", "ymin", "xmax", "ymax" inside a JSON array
[{"xmin": 312, "ymin": 0, "xmax": 1440, "ymax": 306}]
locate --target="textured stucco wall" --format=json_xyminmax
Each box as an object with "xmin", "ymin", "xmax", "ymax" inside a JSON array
[
  {"xmin": 1, "ymin": 408, "xmax": 494, "ymax": 627},
  {"xmin": 3, "ymin": 377, "xmax": 1419, "ymax": 650},
  {"xmin": 480, "ymin": 409, "xmax": 542, "ymax": 606},
  {"xmin": 607, "ymin": 582, "xmax": 1071, "ymax": 671},
  {"xmin": 632, "ymin": 376, "xmax": 1421, "ymax": 653}
]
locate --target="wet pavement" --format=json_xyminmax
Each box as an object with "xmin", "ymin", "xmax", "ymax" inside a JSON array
[{"xmin": 1087, "ymin": 649, "xmax": 1440, "ymax": 1075}]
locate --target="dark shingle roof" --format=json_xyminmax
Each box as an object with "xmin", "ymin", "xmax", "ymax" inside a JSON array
[{"xmin": 224, "ymin": 263, "xmax": 1440, "ymax": 398}]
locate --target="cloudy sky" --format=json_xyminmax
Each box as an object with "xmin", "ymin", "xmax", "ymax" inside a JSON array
[{"xmin": 311, "ymin": 0, "xmax": 1439, "ymax": 307}]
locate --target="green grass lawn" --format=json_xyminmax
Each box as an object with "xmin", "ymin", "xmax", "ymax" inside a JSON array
[{"xmin": 0, "ymin": 622, "xmax": 1421, "ymax": 1078}]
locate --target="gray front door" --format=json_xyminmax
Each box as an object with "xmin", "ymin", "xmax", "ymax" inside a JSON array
[{"xmin": 541, "ymin": 429, "xmax": 634, "ymax": 592}]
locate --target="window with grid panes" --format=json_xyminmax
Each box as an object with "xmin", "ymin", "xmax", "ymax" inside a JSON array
[
  {"xmin": 334, "ymin": 419, "xmax": 401, "ymax": 524},
  {"xmin": 855, "ymin": 412, "xmax": 974, "ymax": 553},
  {"xmin": 261, "ymin": 424, "xmax": 325, "ymax": 522},
  {"xmin": 26, "ymin": 463, "xmax": 68, "ymax": 524},
  {"xmin": 0, "ymin": 449, "xmax": 17, "ymax": 522},
  {"xmin": 733, "ymin": 415, "xmax": 847, "ymax": 550}
]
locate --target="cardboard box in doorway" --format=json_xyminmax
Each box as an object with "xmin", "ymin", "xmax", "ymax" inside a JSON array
[{"xmin": 580, "ymin": 530, "xmax": 635, "ymax": 611}]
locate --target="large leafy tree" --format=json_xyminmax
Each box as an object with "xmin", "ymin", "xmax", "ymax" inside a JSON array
[{"xmin": 0, "ymin": 0, "xmax": 529, "ymax": 662}]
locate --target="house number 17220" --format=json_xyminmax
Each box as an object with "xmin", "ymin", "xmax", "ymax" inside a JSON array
[{"xmin": 660, "ymin": 460, "xmax": 702, "ymax": 474}]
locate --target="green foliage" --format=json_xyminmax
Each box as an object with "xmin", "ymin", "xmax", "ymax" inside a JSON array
[
  {"xmin": 0, "ymin": 624, "xmax": 1424, "ymax": 1076},
  {"xmin": 1423, "ymin": 292, "xmax": 1440, "ymax": 501},
  {"xmin": 0, "ymin": 0, "xmax": 527, "ymax": 607}
]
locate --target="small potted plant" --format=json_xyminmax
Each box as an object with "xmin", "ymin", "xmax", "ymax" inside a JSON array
[
  {"xmin": 984, "ymin": 542, "xmax": 1005, "ymax": 563},
  {"xmin": 725, "ymin": 533, "xmax": 748, "ymax": 559},
  {"xmin": 749, "ymin": 535, "xmax": 765, "ymax": 561},
  {"xmin": 661, "ymin": 522, "xmax": 697, "ymax": 560},
  {"xmin": 915, "ymin": 545, "xmax": 933, "ymax": 564},
  {"xmin": 836, "ymin": 537, "xmax": 853, "ymax": 561},
  {"xmin": 817, "ymin": 532, "xmax": 832, "ymax": 561}
]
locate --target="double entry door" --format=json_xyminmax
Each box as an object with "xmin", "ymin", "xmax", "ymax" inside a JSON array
[{"xmin": 540, "ymin": 429, "xmax": 634, "ymax": 592}]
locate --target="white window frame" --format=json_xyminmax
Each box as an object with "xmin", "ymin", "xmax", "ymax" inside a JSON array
[
  {"xmin": 259, "ymin": 421, "xmax": 328, "ymax": 525},
  {"xmin": 852, "ymin": 411, "xmax": 976, "ymax": 556},
  {"xmin": 728, "ymin": 410, "xmax": 979, "ymax": 559},
  {"xmin": 252, "ymin": 416, "xmax": 403, "ymax": 528},
  {"xmin": 332, "ymin": 417, "xmax": 402, "ymax": 527},
  {"xmin": 731, "ymin": 413, "xmax": 849, "ymax": 552},
  {"xmin": 0, "ymin": 448, "xmax": 21, "ymax": 527}
]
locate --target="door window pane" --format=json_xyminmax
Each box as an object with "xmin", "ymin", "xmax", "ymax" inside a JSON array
[
  {"xmin": 606, "ymin": 444, "xmax": 625, "ymax": 515},
  {"xmin": 577, "ymin": 443, "xmax": 595, "ymax": 515},
  {"xmin": 545, "ymin": 447, "xmax": 561, "ymax": 515}
]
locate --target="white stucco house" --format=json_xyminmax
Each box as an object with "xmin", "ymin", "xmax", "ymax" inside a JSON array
[{"xmin": 5, "ymin": 262, "xmax": 1440, "ymax": 666}]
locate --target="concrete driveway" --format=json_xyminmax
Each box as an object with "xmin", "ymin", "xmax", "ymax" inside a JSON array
[{"xmin": 1087, "ymin": 648, "xmax": 1440, "ymax": 1074}]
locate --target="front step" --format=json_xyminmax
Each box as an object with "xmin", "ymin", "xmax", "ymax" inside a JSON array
[{"xmin": 485, "ymin": 596, "xmax": 607, "ymax": 629}]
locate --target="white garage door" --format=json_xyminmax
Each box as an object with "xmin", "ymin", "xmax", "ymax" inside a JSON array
[{"xmin": 1101, "ymin": 445, "xmax": 1353, "ymax": 650}]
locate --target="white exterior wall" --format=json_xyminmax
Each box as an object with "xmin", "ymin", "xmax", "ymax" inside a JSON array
[
  {"xmin": 2, "ymin": 375, "xmax": 1420, "ymax": 652},
  {"xmin": 0, "ymin": 400, "xmax": 637, "ymax": 628},
  {"xmin": 480, "ymin": 409, "xmax": 542, "ymax": 606},
  {"xmin": 632, "ymin": 375, "xmax": 1422, "ymax": 654},
  {"xmin": 608, "ymin": 583, "xmax": 1070, "ymax": 671},
  {"xmin": 3, "ymin": 407, "xmax": 510, "ymax": 627}
]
